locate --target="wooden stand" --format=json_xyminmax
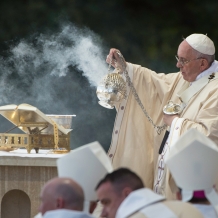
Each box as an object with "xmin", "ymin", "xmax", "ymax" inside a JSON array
[{"xmin": 0, "ymin": 149, "xmax": 66, "ymax": 218}]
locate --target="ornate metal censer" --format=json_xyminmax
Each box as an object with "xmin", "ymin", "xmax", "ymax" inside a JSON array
[
  {"xmin": 96, "ymin": 51, "xmax": 184, "ymax": 134},
  {"xmin": 96, "ymin": 68, "xmax": 127, "ymax": 109},
  {"xmin": 0, "ymin": 103, "xmax": 74, "ymax": 153}
]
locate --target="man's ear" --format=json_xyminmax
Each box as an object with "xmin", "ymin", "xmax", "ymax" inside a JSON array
[
  {"xmin": 122, "ymin": 187, "xmax": 132, "ymax": 198},
  {"xmin": 200, "ymin": 59, "xmax": 209, "ymax": 71},
  {"xmin": 56, "ymin": 198, "xmax": 65, "ymax": 209},
  {"xmin": 89, "ymin": 201, "xmax": 98, "ymax": 214}
]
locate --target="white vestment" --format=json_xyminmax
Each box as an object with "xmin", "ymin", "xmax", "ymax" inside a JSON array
[
  {"xmin": 109, "ymin": 61, "xmax": 218, "ymax": 199},
  {"xmin": 116, "ymin": 188, "xmax": 204, "ymax": 218},
  {"xmin": 154, "ymin": 61, "xmax": 218, "ymax": 198},
  {"xmin": 43, "ymin": 209, "xmax": 94, "ymax": 218},
  {"xmin": 194, "ymin": 204, "xmax": 218, "ymax": 218}
]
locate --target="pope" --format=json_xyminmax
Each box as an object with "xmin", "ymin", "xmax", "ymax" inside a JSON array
[{"xmin": 106, "ymin": 33, "xmax": 218, "ymax": 199}]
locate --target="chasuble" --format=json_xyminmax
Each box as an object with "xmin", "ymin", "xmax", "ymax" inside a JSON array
[{"xmin": 108, "ymin": 62, "xmax": 218, "ymax": 199}]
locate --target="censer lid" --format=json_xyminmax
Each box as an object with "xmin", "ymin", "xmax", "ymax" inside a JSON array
[{"xmin": 0, "ymin": 103, "xmax": 73, "ymax": 135}]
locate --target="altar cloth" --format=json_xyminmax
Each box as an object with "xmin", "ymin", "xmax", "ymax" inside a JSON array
[{"xmin": 0, "ymin": 148, "xmax": 67, "ymax": 166}]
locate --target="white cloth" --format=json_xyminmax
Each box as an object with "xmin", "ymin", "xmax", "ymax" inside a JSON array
[
  {"xmin": 154, "ymin": 60, "xmax": 218, "ymax": 197},
  {"xmin": 186, "ymin": 34, "xmax": 215, "ymax": 55},
  {"xmin": 116, "ymin": 188, "xmax": 203, "ymax": 218},
  {"xmin": 0, "ymin": 148, "xmax": 65, "ymax": 167},
  {"xmin": 139, "ymin": 202, "xmax": 178, "ymax": 218},
  {"xmin": 154, "ymin": 118, "xmax": 184, "ymax": 194},
  {"xmin": 116, "ymin": 188, "xmax": 166, "ymax": 218},
  {"xmin": 43, "ymin": 209, "xmax": 94, "ymax": 218},
  {"xmin": 34, "ymin": 213, "xmax": 42, "ymax": 218},
  {"xmin": 192, "ymin": 60, "xmax": 218, "ymax": 83},
  {"xmin": 57, "ymin": 141, "xmax": 113, "ymax": 204},
  {"xmin": 194, "ymin": 204, "xmax": 218, "ymax": 218}
]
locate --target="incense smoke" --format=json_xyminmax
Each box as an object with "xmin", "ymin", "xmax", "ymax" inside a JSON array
[
  {"xmin": 0, "ymin": 23, "xmax": 115, "ymax": 149},
  {"xmin": 0, "ymin": 23, "xmax": 108, "ymax": 107},
  {"xmin": 10, "ymin": 24, "xmax": 107, "ymax": 85}
]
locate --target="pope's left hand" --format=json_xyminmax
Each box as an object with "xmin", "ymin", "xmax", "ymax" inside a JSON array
[{"xmin": 163, "ymin": 114, "xmax": 179, "ymax": 126}]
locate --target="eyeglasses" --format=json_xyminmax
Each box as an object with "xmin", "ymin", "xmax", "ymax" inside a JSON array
[{"xmin": 175, "ymin": 55, "xmax": 202, "ymax": 66}]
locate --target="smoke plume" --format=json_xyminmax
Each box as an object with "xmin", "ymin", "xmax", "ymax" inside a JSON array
[{"xmin": 0, "ymin": 23, "xmax": 115, "ymax": 149}]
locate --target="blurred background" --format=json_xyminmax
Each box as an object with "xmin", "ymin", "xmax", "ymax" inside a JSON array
[{"xmin": 0, "ymin": 0, "xmax": 217, "ymax": 151}]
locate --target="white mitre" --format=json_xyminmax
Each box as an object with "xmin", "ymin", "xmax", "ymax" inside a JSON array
[
  {"xmin": 186, "ymin": 33, "xmax": 215, "ymax": 55},
  {"xmin": 34, "ymin": 213, "xmax": 42, "ymax": 218},
  {"xmin": 165, "ymin": 129, "xmax": 218, "ymax": 213},
  {"xmin": 56, "ymin": 141, "xmax": 113, "ymax": 212}
]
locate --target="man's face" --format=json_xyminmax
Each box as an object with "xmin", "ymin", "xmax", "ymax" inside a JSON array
[
  {"xmin": 39, "ymin": 185, "xmax": 56, "ymax": 215},
  {"xmin": 96, "ymin": 182, "xmax": 127, "ymax": 218},
  {"xmin": 176, "ymin": 40, "xmax": 202, "ymax": 82}
]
